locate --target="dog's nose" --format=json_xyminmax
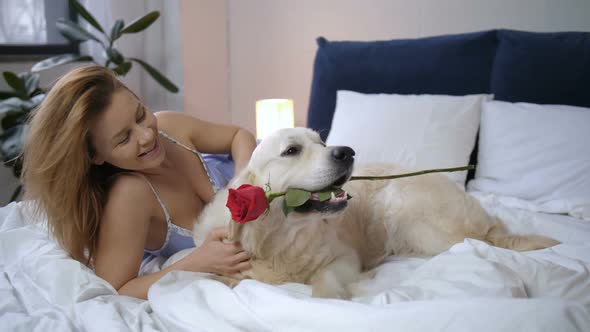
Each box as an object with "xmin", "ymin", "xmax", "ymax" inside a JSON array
[{"xmin": 331, "ymin": 146, "xmax": 355, "ymax": 162}]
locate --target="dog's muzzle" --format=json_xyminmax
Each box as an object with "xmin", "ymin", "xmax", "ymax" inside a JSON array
[
  {"xmin": 330, "ymin": 146, "xmax": 355, "ymax": 187},
  {"xmin": 291, "ymin": 146, "xmax": 355, "ymax": 215},
  {"xmin": 331, "ymin": 146, "xmax": 355, "ymax": 165}
]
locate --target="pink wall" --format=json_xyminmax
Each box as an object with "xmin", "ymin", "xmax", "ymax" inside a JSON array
[
  {"xmin": 180, "ymin": 0, "xmax": 230, "ymax": 125},
  {"xmin": 181, "ymin": 0, "xmax": 590, "ymax": 135}
]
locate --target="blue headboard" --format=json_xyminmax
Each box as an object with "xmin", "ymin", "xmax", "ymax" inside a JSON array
[
  {"xmin": 306, "ymin": 29, "xmax": 590, "ymax": 182},
  {"xmin": 307, "ymin": 29, "xmax": 590, "ymax": 141}
]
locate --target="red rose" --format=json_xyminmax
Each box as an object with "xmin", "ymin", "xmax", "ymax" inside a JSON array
[{"xmin": 226, "ymin": 184, "xmax": 269, "ymax": 223}]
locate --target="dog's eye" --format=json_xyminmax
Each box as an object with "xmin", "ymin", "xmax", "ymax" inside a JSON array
[{"xmin": 281, "ymin": 145, "xmax": 301, "ymax": 157}]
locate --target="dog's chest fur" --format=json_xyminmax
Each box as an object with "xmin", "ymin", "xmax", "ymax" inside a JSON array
[{"xmin": 239, "ymin": 198, "xmax": 390, "ymax": 284}]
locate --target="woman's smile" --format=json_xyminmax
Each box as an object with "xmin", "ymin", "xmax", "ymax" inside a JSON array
[{"xmin": 139, "ymin": 137, "xmax": 161, "ymax": 159}]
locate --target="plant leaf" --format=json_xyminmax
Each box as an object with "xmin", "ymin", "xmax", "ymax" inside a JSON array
[
  {"xmin": 317, "ymin": 191, "xmax": 332, "ymax": 202},
  {"xmin": 22, "ymin": 73, "xmax": 40, "ymax": 96},
  {"xmin": 113, "ymin": 62, "xmax": 132, "ymax": 76},
  {"xmin": 110, "ymin": 19, "xmax": 125, "ymax": 41},
  {"xmin": 0, "ymin": 96, "xmax": 43, "ymax": 118},
  {"xmin": 0, "ymin": 125, "xmax": 25, "ymax": 162},
  {"xmin": 0, "ymin": 98, "xmax": 25, "ymax": 116},
  {"xmin": 282, "ymin": 200, "xmax": 295, "ymax": 217},
  {"xmin": 0, "ymin": 91, "xmax": 17, "ymax": 99},
  {"xmin": 2, "ymin": 72, "xmax": 27, "ymax": 97},
  {"xmin": 129, "ymin": 58, "xmax": 179, "ymax": 93},
  {"xmin": 29, "ymin": 94, "xmax": 45, "ymax": 108},
  {"xmin": 1, "ymin": 110, "xmax": 26, "ymax": 131},
  {"xmin": 285, "ymin": 189, "xmax": 311, "ymax": 207},
  {"xmin": 106, "ymin": 47, "xmax": 124, "ymax": 65},
  {"xmin": 68, "ymin": 0, "xmax": 105, "ymax": 34},
  {"xmin": 56, "ymin": 18, "xmax": 102, "ymax": 43},
  {"xmin": 31, "ymin": 54, "xmax": 93, "ymax": 72},
  {"xmin": 121, "ymin": 11, "xmax": 160, "ymax": 34}
]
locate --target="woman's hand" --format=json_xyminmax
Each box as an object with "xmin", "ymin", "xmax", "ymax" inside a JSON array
[{"xmin": 182, "ymin": 227, "xmax": 251, "ymax": 279}]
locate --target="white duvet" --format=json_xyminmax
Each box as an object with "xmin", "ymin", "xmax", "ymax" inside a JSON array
[{"xmin": 1, "ymin": 193, "xmax": 590, "ymax": 332}]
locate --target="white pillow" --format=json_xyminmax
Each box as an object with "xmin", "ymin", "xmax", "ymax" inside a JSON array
[
  {"xmin": 467, "ymin": 100, "xmax": 590, "ymax": 220},
  {"xmin": 326, "ymin": 91, "xmax": 491, "ymax": 188}
]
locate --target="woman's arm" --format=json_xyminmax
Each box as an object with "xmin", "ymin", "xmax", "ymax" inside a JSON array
[
  {"xmin": 117, "ymin": 227, "xmax": 250, "ymax": 300},
  {"xmin": 94, "ymin": 175, "xmax": 155, "ymax": 297},
  {"xmin": 229, "ymin": 128, "xmax": 257, "ymax": 172},
  {"xmin": 155, "ymin": 111, "xmax": 256, "ymax": 173},
  {"xmin": 94, "ymin": 175, "xmax": 251, "ymax": 300}
]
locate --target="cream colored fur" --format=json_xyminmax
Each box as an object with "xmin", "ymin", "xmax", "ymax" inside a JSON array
[{"xmin": 193, "ymin": 127, "xmax": 559, "ymax": 299}]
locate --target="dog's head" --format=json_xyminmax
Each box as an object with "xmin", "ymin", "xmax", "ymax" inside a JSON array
[{"xmin": 234, "ymin": 127, "xmax": 355, "ymax": 217}]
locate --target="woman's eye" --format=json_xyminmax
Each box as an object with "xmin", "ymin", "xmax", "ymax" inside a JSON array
[
  {"xmin": 119, "ymin": 134, "xmax": 130, "ymax": 145},
  {"xmin": 281, "ymin": 146, "xmax": 300, "ymax": 156},
  {"xmin": 137, "ymin": 109, "xmax": 147, "ymax": 122}
]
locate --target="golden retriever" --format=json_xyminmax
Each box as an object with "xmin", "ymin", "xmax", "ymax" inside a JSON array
[{"xmin": 193, "ymin": 127, "xmax": 558, "ymax": 299}]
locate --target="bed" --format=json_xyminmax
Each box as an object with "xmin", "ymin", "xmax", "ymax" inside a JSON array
[{"xmin": 2, "ymin": 29, "xmax": 590, "ymax": 331}]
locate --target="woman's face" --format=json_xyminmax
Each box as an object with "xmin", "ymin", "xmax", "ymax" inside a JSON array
[{"xmin": 90, "ymin": 88, "xmax": 165, "ymax": 171}]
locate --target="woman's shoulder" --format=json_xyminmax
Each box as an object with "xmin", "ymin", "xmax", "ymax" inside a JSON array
[
  {"xmin": 155, "ymin": 111, "xmax": 200, "ymax": 128},
  {"xmin": 103, "ymin": 173, "xmax": 157, "ymax": 219},
  {"xmin": 109, "ymin": 173, "xmax": 155, "ymax": 199},
  {"xmin": 155, "ymin": 111, "xmax": 199, "ymax": 141}
]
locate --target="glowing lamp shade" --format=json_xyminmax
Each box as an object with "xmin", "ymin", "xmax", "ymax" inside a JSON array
[{"xmin": 255, "ymin": 99, "xmax": 295, "ymax": 140}]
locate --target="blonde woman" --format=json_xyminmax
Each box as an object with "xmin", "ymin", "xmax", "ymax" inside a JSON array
[{"xmin": 22, "ymin": 65, "xmax": 257, "ymax": 300}]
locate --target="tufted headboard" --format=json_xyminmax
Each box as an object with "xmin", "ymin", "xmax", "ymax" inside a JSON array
[{"xmin": 306, "ymin": 29, "xmax": 590, "ymax": 180}]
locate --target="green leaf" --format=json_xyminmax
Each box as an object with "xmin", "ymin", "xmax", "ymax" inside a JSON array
[
  {"xmin": 317, "ymin": 191, "xmax": 332, "ymax": 202},
  {"xmin": 285, "ymin": 188, "xmax": 311, "ymax": 207},
  {"xmin": 0, "ymin": 125, "xmax": 25, "ymax": 162},
  {"xmin": 0, "ymin": 97, "xmax": 27, "ymax": 114},
  {"xmin": 1, "ymin": 110, "xmax": 26, "ymax": 131},
  {"xmin": 113, "ymin": 62, "xmax": 132, "ymax": 76},
  {"xmin": 2, "ymin": 72, "xmax": 27, "ymax": 97},
  {"xmin": 29, "ymin": 93, "xmax": 45, "ymax": 108},
  {"xmin": 0, "ymin": 94, "xmax": 44, "ymax": 116},
  {"xmin": 106, "ymin": 47, "xmax": 124, "ymax": 65},
  {"xmin": 69, "ymin": 0, "xmax": 105, "ymax": 34},
  {"xmin": 31, "ymin": 54, "xmax": 93, "ymax": 72},
  {"xmin": 129, "ymin": 58, "xmax": 179, "ymax": 93},
  {"xmin": 282, "ymin": 200, "xmax": 295, "ymax": 217},
  {"xmin": 110, "ymin": 19, "xmax": 125, "ymax": 42},
  {"xmin": 56, "ymin": 18, "xmax": 102, "ymax": 43},
  {"xmin": 22, "ymin": 73, "xmax": 40, "ymax": 96},
  {"xmin": 0, "ymin": 91, "xmax": 17, "ymax": 99},
  {"xmin": 121, "ymin": 11, "xmax": 160, "ymax": 34}
]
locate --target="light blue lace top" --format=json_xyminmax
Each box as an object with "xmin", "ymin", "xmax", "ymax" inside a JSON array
[{"xmin": 142, "ymin": 130, "xmax": 234, "ymax": 259}]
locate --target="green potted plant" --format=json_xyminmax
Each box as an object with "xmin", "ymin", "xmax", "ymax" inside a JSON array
[
  {"xmin": 0, "ymin": 71, "xmax": 45, "ymax": 179},
  {"xmin": 0, "ymin": 0, "xmax": 179, "ymax": 203}
]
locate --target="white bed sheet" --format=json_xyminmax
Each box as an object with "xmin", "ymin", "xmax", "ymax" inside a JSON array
[{"xmin": 1, "ymin": 195, "xmax": 589, "ymax": 332}]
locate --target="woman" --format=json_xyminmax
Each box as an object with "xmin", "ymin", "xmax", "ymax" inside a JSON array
[{"xmin": 21, "ymin": 65, "xmax": 257, "ymax": 300}]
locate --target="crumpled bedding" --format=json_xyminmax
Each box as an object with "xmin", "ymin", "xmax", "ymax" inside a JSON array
[{"xmin": 1, "ymin": 196, "xmax": 589, "ymax": 332}]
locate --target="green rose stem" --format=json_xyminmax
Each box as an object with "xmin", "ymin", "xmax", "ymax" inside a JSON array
[
  {"xmin": 265, "ymin": 165, "xmax": 475, "ymax": 204},
  {"xmin": 349, "ymin": 165, "xmax": 475, "ymax": 181},
  {"xmin": 225, "ymin": 164, "xmax": 477, "ymax": 235},
  {"xmin": 266, "ymin": 191, "xmax": 287, "ymax": 203}
]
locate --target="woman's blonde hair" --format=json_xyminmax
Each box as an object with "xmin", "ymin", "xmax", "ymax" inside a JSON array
[{"xmin": 22, "ymin": 65, "xmax": 128, "ymax": 266}]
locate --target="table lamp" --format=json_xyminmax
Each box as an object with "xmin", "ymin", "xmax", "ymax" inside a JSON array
[{"xmin": 255, "ymin": 98, "xmax": 295, "ymax": 140}]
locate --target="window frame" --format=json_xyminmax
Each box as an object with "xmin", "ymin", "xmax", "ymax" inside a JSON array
[{"xmin": 0, "ymin": 4, "xmax": 80, "ymax": 61}]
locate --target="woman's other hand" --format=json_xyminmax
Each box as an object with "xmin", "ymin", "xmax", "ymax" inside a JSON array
[{"xmin": 182, "ymin": 227, "xmax": 251, "ymax": 279}]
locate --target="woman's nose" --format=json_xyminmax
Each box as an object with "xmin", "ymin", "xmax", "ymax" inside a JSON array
[{"xmin": 138, "ymin": 125, "xmax": 154, "ymax": 144}]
